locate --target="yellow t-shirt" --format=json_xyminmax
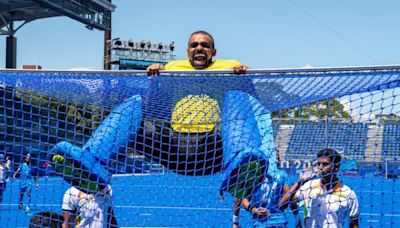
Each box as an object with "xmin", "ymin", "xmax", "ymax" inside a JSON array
[{"xmin": 164, "ymin": 59, "xmax": 242, "ymax": 70}]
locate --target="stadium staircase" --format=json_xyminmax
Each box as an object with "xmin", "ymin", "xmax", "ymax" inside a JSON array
[
  {"xmin": 274, "ymin": 125, "xmax": 293, "ymax": 159},
  {"xmin": 365, "ymin": 125, "xmax": 383, "ymax": 163}
]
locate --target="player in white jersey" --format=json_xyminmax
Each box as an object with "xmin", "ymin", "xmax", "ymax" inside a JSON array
[
  {"xmin": 0, "ymin": 155, "xmax": 10, "ymax": 203},
  {"xmin": 62, "ymin": 185, "xmax": 117, "ymax": 228},
  {"xmin": 279, "ymin": 148, "xmax": 359, "ymax": 228}
]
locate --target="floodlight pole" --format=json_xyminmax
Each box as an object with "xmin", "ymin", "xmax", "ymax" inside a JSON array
[
  {"xmin": 5, "ymin": 14, "xmax": 17, "ymax": 69},
  {"xmin": 103, "ymin": 0, "xmax": 112, "ymax": 70},
  {"xmin": 6, "ymin": 35, "xmax": 17, "ymax": 69},
  {"xmin": 104, "ymin": 28, "xmax": 111, "ymax": 70}
]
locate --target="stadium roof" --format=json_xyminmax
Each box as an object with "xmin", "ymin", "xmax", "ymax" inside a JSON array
[{"xmin": 0, "ymin": 0, "xmax": 116, "ymax": 35}]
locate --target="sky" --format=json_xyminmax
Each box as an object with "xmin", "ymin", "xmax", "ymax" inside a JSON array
[{"xmin": 0, "ymin": 0, "xmax": 400, "ymax": 70}]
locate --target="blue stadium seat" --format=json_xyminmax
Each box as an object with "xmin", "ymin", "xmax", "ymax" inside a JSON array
[
  {"xmin": 382, "ymin": 123, "xmax": 400, "ymax": 158},
  {"xmin": 284, "ymin": 121, "xmax": 368, "ymax": 161}
]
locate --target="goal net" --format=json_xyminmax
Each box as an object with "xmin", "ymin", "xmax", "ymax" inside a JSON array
[{"xmin": 0, "ymin": 66, "xmax": 399, "ymax": 227}]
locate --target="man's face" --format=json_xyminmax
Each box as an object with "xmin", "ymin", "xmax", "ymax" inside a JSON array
[
  {"xmin": 317, "ymin": 157, "xmax": 338, "ymax": 180},
  {"xmin": 187, "ymin": 33, "xmax": 216, "ymax": 69}
]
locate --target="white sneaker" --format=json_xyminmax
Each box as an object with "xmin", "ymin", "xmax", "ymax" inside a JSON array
[{"xmin": 25, "ymin": 206, "xmax": 30, "ymax": 212}]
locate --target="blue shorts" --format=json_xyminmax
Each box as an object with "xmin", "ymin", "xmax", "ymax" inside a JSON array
[{"xmin": 20, "ymin": 185, "xmax": 32, "ymax": 193}]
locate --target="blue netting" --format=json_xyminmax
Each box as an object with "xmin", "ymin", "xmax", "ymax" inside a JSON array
[{"xmin": 1, "ymin": 66, "xmax": 400, "ymax": 227}]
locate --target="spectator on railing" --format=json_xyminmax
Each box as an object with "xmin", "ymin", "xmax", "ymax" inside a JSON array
[
  {"xmin": 146, "ymin": 30, "xmax": 249, "ymax": 75},
  {"xmin": 145, "ymin": 30, "xmax": 274, "ymax": 198},
  {"xmin": 49, "ymin": 31, "xmax": 273, "ymax": 204},
  {"xmin": 142, "ymin": 30, "xmax": 256, "ymax": 176},
  {"xmin": 279, "ymin": 148, "xmax": 359, "ymax": 228}
]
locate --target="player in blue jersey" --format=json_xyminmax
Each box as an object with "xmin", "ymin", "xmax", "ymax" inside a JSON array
[
  {"xmin": 242, "ymin": 168, "xmax": 290, "ymax": 227},
  {"xmin": 13, "ymin": 156, "xmax": 39, "ymax": 212},
  {"xmin": 232, "ymin": 153, "xmax": 299, "ymax": 228}
]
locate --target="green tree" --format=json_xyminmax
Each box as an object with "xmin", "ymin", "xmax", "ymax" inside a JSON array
[
  {"xmin": 15, "ymin": 88, "xmax": 106, "ymax": 137},
  {"xmin": 378, "ymin": 114, "xmax": 400, "ymax": 125},
  {"xmin": 272, "ymin": 98, "xmax": 351, "ymax": 122}
]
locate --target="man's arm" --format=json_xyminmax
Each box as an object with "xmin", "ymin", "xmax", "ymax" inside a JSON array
[
  {"xmin": 232, "ymin": 198, "xmax": 241, "ymax": 228},
  {"xmin": 62, "ymin": 188, "xmax": 78, "ymax": 228},
  {"xmin": 279, "ymin": 181, "xmax": 302, "ymax": 210},
  {"xmin": 349, "ymin": 190, "xmax": 359, "ymax": 228},
  {"xmin": 107, "ymin": 206, "xmax": 118, "ymax": 228},
  {"xmin": 350, "ymin": 217, "xmax": 359, "ymax": 228},
  {"xmin": 33, "ymin": 176, "xmax": 39, "ymax": 188},
  {"xmin": 241, "ymin": 197, "xmax": 269, "ymax": 218},
  {"xmin": 279, "ymin": 169, "xmax": 315, "ymax": 210},
  {"xmin": 146, "ymin": 64, "xmax": 165, "ymax": 76},
  {"xmin": 281, "ymin": 183, "xmax": 303, "ymax": 228},
  {"xmin": 62, "ymin": 210, "xmax": 76, "ymax": 228},
  {"xmin": 12, "ymin": 168, "xmax": 20, "ymax": 179},
  {"xmin": 282, "ymin": 184, "xmax": 299, "ymax": 215},
  {"xmin": 290, "ymin": 202, "xmax": 303, "ymax": 228}
]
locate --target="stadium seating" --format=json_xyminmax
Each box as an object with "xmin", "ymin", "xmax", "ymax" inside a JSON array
[
  {"xmin": 284, "ymin": 122, "xmax": 368, "ymax": 160},
  {"xmin": 382, "ymin": 123, "xmax": 400, "ymax": 158}
]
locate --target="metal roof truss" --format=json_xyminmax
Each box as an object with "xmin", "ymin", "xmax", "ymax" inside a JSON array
[{"xmin": 0, "ymin": 0, "xmax": 115, "ymax": 35}]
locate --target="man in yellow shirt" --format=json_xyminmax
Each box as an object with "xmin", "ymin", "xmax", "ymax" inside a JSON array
[
  {"xmin": 47, "ymin": 31, "xmax": 255, "ymax": 188},
  {"xmin": 147, "ymin": 30, "xmax": 249, "ymax": 74},
  {"xmin": 146, "ymin": 31, "xmax": 275, "ymax": 201},
  {"xmin": 140, "ymin": 30, "xmax": 255, "ymax": 176}
]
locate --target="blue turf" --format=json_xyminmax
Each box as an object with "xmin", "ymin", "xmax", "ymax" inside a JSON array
[{"xmin": 1, "ymin": 174, "xmax": 399, "ymax": 227}]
